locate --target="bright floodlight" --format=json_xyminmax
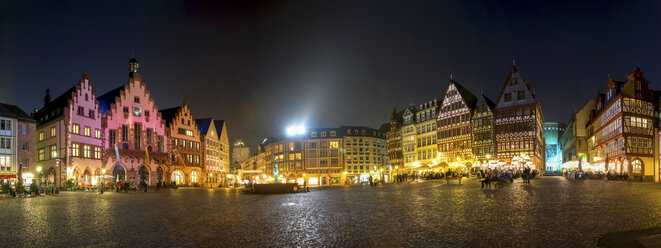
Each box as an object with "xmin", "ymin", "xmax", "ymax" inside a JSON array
[{"xmin": 286, "ymin": 124, "xmax": 306, "ymax": 136}]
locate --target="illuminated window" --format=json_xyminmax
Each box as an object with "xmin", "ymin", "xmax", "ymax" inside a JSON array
[
  {"xmin": 632, "ymin": 159, "xmax": 642, "ymax": 173},
  {"xmin": 504, "ymin": 93, "xmax": 511, "ymax": 102},
  {"xmin": 84, "ymin": 127, "xmax": 91, "ymax": 137},
  {"xmin": 50, "ymin": 145, "xmax": 57, "ymax": 158},
  {"xmin": 83, "ymin": 145, "xmax": 91, "ymax": 158},
  {"xmin": 296, "ymin": 153, "xmax": 301, "ymax": 160},
  {"xmin": 72, "ymin": 144, "xmax": 80, "ymax": 157},
  {"xmin": 94, "ymin": 147, "xmax": 101, "ymax": 159},
  {"xmin": 172, "ymin": 170, "xmax": 184, "ymax": 184},
  {"xmin": 330, "ymin": 141, "xmax": 338, "ymax": 148},
  {"xmin": 39, "ymin": 132, "xmax": 44, "ymax": 141},
  {"xmin": 95, "ymin": 129, "xmax": 101, "ymax": 138},
  {"xmin": 191, "ymin": 171, "xmax": 199, "ymax": 183},
  {"xmin": 73, "ymin": 124, "xmax": 80, "ymax": 134},
  {"xmin": 50, "ymin": 127, "xmax": 56, "ymax": 137},
  {"xmin": 38, "ymin": 149, "xmax": 45, "ymax": 161}
]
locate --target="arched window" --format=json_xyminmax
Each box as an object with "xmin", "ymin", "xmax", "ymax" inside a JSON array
[
  {"xmin": 84, "ymin": 170, "xmax": 91, "ymax": 184},
  {"xmin": 632, "ymin": 159, "xmax": 642, "ymax": 173},
  {"xmin": 191, "ymin": 171, "xmax": 199, "ymax": 183},
  {"xmin": 172, "ymin": 170, "xmax": 184, "ymax": 185}
]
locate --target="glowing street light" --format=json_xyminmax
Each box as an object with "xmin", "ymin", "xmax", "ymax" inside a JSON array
[{"xmin": 286, "ymin": 124, "xmax": 306, "ymax": 136}]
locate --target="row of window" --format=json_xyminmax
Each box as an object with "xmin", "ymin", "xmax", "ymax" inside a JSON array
[
  {"xmin": 417, "ymin": 135, "xmax": 437, "ymax": 147},
  {"xmin": 0, "ymin": 155, "xmax": 12, "ymax": 171},
  {"xmin": 416, "ymin": 108, "xmax": 437, "ymax": 122},
  {"xmin": 417, "ymin": 147, "xmax": 438, "ymax": 160},
  {"xmin": 37, "ymin": 143, "xmax": 102, "ymax": 161},
  {"xmin": 438, "ymin": 113, "xmax": 470, "ymax": 127},
  {"xmin": 172, "ymin": 138, "xmax": 201, "ymax": 150},
  {"xmin": 503, "ymin": 91, "xmax": 526, "ymax": 102}
]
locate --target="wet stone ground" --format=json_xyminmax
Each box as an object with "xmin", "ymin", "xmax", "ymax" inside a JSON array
[{"xmin": 1, "ymin": 177, "xmax": 661, "ymax": 247}]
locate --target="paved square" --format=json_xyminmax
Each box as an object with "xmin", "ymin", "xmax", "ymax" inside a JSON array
[{"xmin": 1, "ymin": 177, "xmax": 661, "ymax": 247}]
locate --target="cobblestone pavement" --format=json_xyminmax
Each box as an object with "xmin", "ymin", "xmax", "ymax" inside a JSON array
[{"xmin": 1, "ymin": 177, "xmax": 661, "ymax": 247}]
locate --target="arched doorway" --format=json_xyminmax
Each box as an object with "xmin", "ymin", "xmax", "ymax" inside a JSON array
[
  {"xmin": 632, "ymin": 159, "xmax": 643, "ymax": 174},
  {"xmin": 157, "ymin": 167, "xmax": 164, "ymax": 183},
  {"xmin": 113, "ymin": 165, "xmax": 126, "ymax": 183},
  {"xmin": 138, "ymin": 166, "xmax": 150, "ymax": 185},
  {"xmin": 288, "ymin": 174, "xmax": 296, "ymax": 184},
  {"xmin": 172, "ymin": 170, "xmax": 184, "ymax": 185},
  {"xmin": 84, "ymin": 170, "xmax": 91, "ymax": 185},
  {"xmin": 94, "ymin": 168, "xmax": 102, "ymax": 186},
  {"xmin": 73, "ymin": 169, "xmax": 80, "ymax": 185},
  {"xmin": 190, "ymin": 171, "xmax": 199, "ymax": 184},
  {"xmin": 46, "ymin": 167, "xmax": 56, "ymax": 185}
]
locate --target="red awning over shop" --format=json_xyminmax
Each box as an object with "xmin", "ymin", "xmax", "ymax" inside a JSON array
[{"xmin": 0, "ymin": 175, "xmax": 17, "ymax": 179}]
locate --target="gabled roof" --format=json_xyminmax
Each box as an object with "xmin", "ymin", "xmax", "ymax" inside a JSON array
[
  {"xmin": 195, "ymin": 118, "xmax": 212, "ymax": 135},
  {"xmin": 214, "ymin": 120, "xmax": 225, "ymax": 136},
  {"xmin": 452, "ymin": 80, "xmax": 478, "ymax": 109},
  {"xmin": 475, "ymin": 94, "xmax": 496, "ymax": 110},
  {"xmin": 158, "ymin": 106, "xmax": 181, "ymax": 127},
  {"xmin": 33, "ymin": 86, "xmax": 77, "ymax": 124},
  {"xmin": 0, "ymin": 103, "xmax": 36, "ymax": 123},
  {"xmin": 97, "ymin": 85, "xmax": 125, "ymax": 115}
]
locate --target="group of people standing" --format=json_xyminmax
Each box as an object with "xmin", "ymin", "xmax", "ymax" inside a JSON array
[{"xmin": 479, "ymin": 166, "xmax": 538, "ymax": 189}]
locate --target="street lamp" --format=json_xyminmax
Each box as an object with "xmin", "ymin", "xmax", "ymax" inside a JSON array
[{"xmin": 101, "ymin": 169, "xmax": 106, "ymax": 194}]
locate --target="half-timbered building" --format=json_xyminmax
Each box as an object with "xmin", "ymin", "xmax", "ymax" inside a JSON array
[
  {"xmin": 587, "ymin": 67, "xmax": 658, "ymax": 181},
  {"xmin": 471, "ymin": 94, "xmax": 496, "ymax": 167},
  {"xmin": 437, "ymin": 80, "xmax": 477, "ymax": 168},
  {"xmin": 494, "ymin": 65, "xmax": 545, "ymax": 172},
  {"xmin": 386, "ymin": 107, "xmax": 405, "ymax": 175}
]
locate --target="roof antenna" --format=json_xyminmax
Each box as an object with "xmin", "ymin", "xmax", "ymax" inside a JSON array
[
  {"xmin": 450, "ymin": 73, "xmax": 453, "ymax": 81},
  {"xmin": 513, "ymin": 59, "xmax": 516, "ymax": 66}
]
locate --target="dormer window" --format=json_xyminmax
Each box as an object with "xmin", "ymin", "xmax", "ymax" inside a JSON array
[{"xmin": 134, "ymin": 97, "xmax": 140, "ymax": 103}]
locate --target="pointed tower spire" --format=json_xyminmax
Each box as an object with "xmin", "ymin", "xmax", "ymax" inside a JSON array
[
  {"xmin": 128, "ymin": 57, "xmax": 139, "ymax": 77},
  {"xmin": 44, "ymin": 88, "xmax": 51, "ymax": 107}
]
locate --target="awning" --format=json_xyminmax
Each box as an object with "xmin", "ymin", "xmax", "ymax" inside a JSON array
[
  {"xmin": 0, "ymin": 175, "xmax": 17, "ymax": 179},
  {"xmin": 414, "ymin": 165, "xmax": 432, "ymax": 171}
]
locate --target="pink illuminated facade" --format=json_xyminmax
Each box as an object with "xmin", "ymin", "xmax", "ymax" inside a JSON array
[
  {"xmin": 34, "ymin": 72, "xmax": 104, "ymax": 188},
  {"xmin": 98, "ymin": 58, "xmax": 169, "ymax": 186}
]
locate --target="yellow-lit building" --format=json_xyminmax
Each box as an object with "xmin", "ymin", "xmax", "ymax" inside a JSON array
[
  {"xmin": 413, "ymin": 100, "xmax": 439, "ymax": 169},
  {"xmin": 256, "ymin": 126, "xmax": 388, "ymax": 186},
  {"xmin": 437, "ymin": 79, "xmax": 478, "ymax": 168}
]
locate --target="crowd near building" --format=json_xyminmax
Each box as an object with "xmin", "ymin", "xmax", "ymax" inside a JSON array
[
  {"xmin": 386, "ymin": 65, "xmax": 661, "ymax": 183},
  {"xmin": 2, "ymin": 61, "xmax": 661, "ymax": 188},
  {"xmin": 0, "ymin": 58, "xmax": 231, "ymax": 189},
  {"xmin": 239, "ymin": 126, "xmax": 388, "ymax": 186},
  {"xmin": 388, "ymin": 64, "xmax": 546, "ymax": 175}
]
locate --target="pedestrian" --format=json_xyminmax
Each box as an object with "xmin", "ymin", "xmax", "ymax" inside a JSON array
[{"xmin": 156, "ymin": 181, "xmax": 160, "ymax": 192}]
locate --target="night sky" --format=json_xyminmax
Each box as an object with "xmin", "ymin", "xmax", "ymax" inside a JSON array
[{"xmin": 2, "ymin": 1, "xmax": 661, "ymax": 153}]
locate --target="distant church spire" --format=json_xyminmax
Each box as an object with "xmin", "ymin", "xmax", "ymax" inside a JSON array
[{"xmin": 44, "ymin": 88, "xmax": 51, "ymax": 107}]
